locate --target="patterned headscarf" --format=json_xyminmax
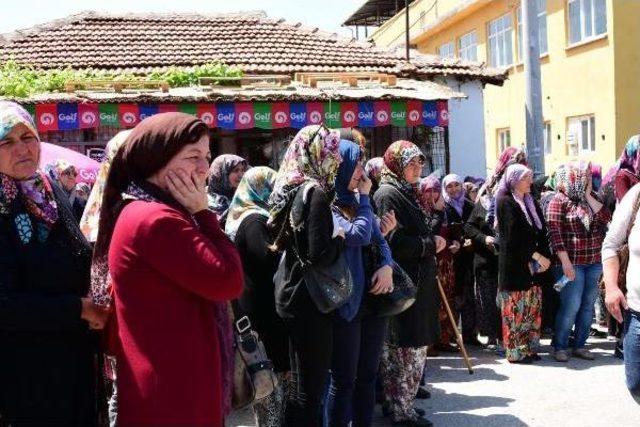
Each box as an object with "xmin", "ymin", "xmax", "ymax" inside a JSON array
[
  {"xmin": 207, "ymin": 154, "xmax": 248, "ymax": 216},
  {"xmin": 268, "ymin": 125, "xmax": 342, "ymax": 225},
  {"xmin": 80, "ymin": 130, "xmax": 131, "ymax": 243},
  {"xmin": 418, "ymin": 174, "xmax": 442, "ymax": 213},
  {"xmin": 224, "ymin": 166, "xmax": 277, "ymax": 241},
  {"xmin": 556, "ymin": 160, "xmax": 594, "ymax": 230},
  {"xmin": 0, "ymin": 101, "xmax": 58, "ymax": 243},
  {"xmin": 364, "ymin": 157, "xmax": 384, "ymax": 186},
  {"xmin": 591, "ymin": 163, "xmax": 602, "ymax": 192},
  {"xmin": 479, "ymin": 146, "xmax": 528, "ymax": 199},
  {"xmin": 442, "ymin": 173, "xmax": 465, "ymax": 217},
  {"xmin": 496, "ymin": 164, "xmax": 542, "ymax": 230},
  {"xmin": 44, "ymin": 159, "xmax": 76, "ymax": 182},
  {"xmin": 604, "ymin": 135, "xmax": 640, "ymax": 186},
  {"xmin": 380, "ymin": 140, "xmax": 425, "ymax": 199}
]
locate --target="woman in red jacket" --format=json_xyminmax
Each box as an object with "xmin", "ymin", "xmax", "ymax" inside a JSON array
[{"xmin": 92, "ymin": 112, "xmax": 243, "ymax": 426}]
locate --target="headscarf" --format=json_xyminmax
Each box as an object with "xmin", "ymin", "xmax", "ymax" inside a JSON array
[
  {"xmin": 479, "ymin": 146, "xmax": 528, "ymax": 201},
  {"xmin": 79, "ymin": 130, "xmax": 131, "ymax": 243},
  {"xmin": 364, "ymin": 157, "xmax": 385, "ymax": 186},
  {"xmin": 556, "ymin": 160, "xmax": 594, "ymax": 230},
  {"xmin": 0, "ymin": 101, "xmax": 58, "ymax": 243},
  {"xmin": 44, "ymin": 159, "xmax": 76, "ymax": 183},
  {"xmin": 380, "ymin": 140, "xmax": 425, "ymax": 199},
  {"xmin": 224, "ymin": 166, "xmax": 277, "ymax": 241},
  {"xmin": 268, "ymin": 125, "xmax": 342, "ymax": 227},
  {"xmin": 604, "ymin": 135, "xmax": 640, "ymax": 187},
  {"xmin": 463, "ymin": 181, "xmax": 479, "ymax": 200},
  {"xmin": 335, "ymin": 140, "xmax": 362, "ymax": 208},
  {"xmin": 496, "ymin": 164, "xmax": 542, "ymax": 230},
  {"xmin": 442, "ymin": 173, "xmax": 465, "ymax": 216},
  {"xmin": 207, "ymin": 154, "xmax": 248, "ymax": 216},
  {"xmin": 591, "ymin": 163, "xmax": 602, "ymax": 192},
  {"xmin": 74, "ymin": 182, "xmax": 91, "ymax": 200},
  {"xmin": 418, "ymin": 174, "xmax": 441, "ymax": 213}
]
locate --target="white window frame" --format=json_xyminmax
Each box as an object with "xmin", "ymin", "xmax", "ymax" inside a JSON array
[
  {"xmin": 543, "ymin": 122, "xmax": 552, "ymax": 155},
  {"xmin": 458, "ymin": 30, "xmax": 478, "ymax": 61},
  {"xmin": 568, "ymin": 115, "xmax": 596, "ymax": 154},
  {"xmin": 568, "ymin": 0, "xmax": 607, "ymax": 45},
  {"xmin": 438, "ymin": 41, "xmax": 455, "ymax": 59},
  {"xmin": 488, "ymin": 13, "xmax": 514, "ymax": 68},
  {"xmin": 517, "ymin": 1, "xmax": 548, "ymax": 60},
  {"xmin": 498, "ymin": 128, "xmax": 511, "ymax": 153}
]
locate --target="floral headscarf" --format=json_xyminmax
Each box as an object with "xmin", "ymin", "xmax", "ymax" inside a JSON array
[
  {"xmin": 556, "ymin": 160, "xmax": 594, "ymax": 230},
  {"xmin": 364, "ymin": 157, "xmax": 385, "ymax": 185},
  {"xmin": 0, "ymin": 101, "xmax": 58, "ymax": 244},
  {"xmin": 479, "ymin": 146, "xmax": 528, "ymax": 199},
  {"xmin": 604, "ymin": 135, "xmax": 640, "ymax": 187},
  {"xmin": 207, "ymin": 154, "xmax": 248, "ymax": 216},
  {"xmin": 44, "ymin": 159, "xmax": 76, "ymax": 182},
  {"xmin": 224, "ymin": 166, "xmax": 277, "ymax": 241},
  {"xmin": 418, "ymin": 175, "xmax": 441, "ymax": 212},
  {"xmin": 80, "ymin": 130, "xmax": 131, "ymax": 243},
  {"xmin": 442, "ymin": 173, "xmax": 465, "ymax": 217},
  {"xmin": 495, "ymin": 164, "xmax": 542, "ymax": 230},
  {"xmin": 380, "ymin": 140, "xmax": 425, "ymax": 199},
  {"xmin": 268, "ymin": 125, "xmax": 342, "ymax": 225}
]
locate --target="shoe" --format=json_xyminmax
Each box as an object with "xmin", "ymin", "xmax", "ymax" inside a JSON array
[
  {"xmin": 464, "ymin": 337, "xmax": 484, "ymax": 347},
  {"xmin": 393, "ymin": 417, "xmax": 434, "ymax": 427},
  {"xmin": 615, "ymin": 344, "xmax": 624, "ymax": 360},
  {"xmin": 573, "ymin": 348, "xmax": 595, "ymax": 360},
  {"xmin": 554, "ymin": 350, "xmax": 570, "ymax": 362},
  {"xmin": 530, "ymin": 353, "xmax": 542, "ymax": 361},
  {"xmin": 509, "ymin": 355, "xmax": 533, "ymax": 364},
  {"xmin": 416, "ymin": 387, "xmax": 431, "ymax": 399},
  {"xmin": 436, "ymin": 342, "xmax": 458, "ymax": 353},
  {"xmin": 495, "ymin": 345, "xmax": 506, "ymax": 357},
  {"xmin": 414, "ymin": 407, "xmax": 426, "ymax": 416}
]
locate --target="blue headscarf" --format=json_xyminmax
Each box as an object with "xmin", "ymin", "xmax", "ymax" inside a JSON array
[{"xmin": 335, "ymin": 139, "xmax": 362, "ymax": 207}]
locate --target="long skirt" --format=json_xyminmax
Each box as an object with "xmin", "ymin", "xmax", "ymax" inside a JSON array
[
  {"xmin": 437, "ymin": 255, "xmax": 457, "ymax": 345},
  {"xmin": 380, "ymin": 344, "xmax": 427, "ymax": 422},
  {"xmin": 474, "ymin": 268, "xmax": 501, "ymax": 342},
  {"xmin": 497, "ymin": 286, "xmax": 542, "ymax": 362},
  {"xmin": 253, "ymin": 373, "xmax": 290, "ymax": 427}
]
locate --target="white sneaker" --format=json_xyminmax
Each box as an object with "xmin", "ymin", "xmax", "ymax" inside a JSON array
[
  {"xmin": 573, "ymin": 348, "xmax": 595, "ymax": 360},
  {"xmin": 554, "ymin": 350, "xmax": 570, "ymax": 362}
]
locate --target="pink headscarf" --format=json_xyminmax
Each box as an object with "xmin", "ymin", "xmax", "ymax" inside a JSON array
[{"xmin": 496, "ymin": 164, "xmax": 542, "ymax": 230}]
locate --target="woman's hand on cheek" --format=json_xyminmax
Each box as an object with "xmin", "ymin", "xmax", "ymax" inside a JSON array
[{"xmin": 166, "ymin": 169, "xmax": 208, "ymax": 214}]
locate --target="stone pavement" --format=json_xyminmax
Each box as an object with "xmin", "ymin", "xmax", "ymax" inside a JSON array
[{"xmin": 227, "ymin": 335, "xmax": 640, "ymax": 427}]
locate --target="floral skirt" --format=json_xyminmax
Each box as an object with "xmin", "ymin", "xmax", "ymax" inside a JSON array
[
  {"xmin": 497, "ymin": 286, "xmax": 542, "ymax": 362},
  {"xmin": 380, "ymin": 343, "xmax": 427, "ymax": 422},
  {"xmin": 437, "ymin": 255, "xmax": 457, "ymax": 345}
]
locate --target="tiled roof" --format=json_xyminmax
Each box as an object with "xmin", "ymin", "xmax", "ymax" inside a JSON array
[{"xmin": 0, "ymin": 11, "xmax": 506, "ymax": 84}]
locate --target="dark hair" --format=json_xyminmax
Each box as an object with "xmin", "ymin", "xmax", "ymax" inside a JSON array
[{"xmin": 93, "ymin": 113, "xmax": 208, "ymax": 266}]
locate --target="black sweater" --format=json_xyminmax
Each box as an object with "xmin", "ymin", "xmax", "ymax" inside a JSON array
[{"xmin": 496, "ymin": 193, "xmax": 550, "ymax": 292}]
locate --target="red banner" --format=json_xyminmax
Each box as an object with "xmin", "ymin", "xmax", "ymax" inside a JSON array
[
  {"xmin": 373, "ymin": 101, "xmax": 391, "ymax": 127},
  {"xmin": 234, "ymin": 102, "xmax": 254, "ymax": 130},
  {"xmin": 158, "ymin": 104, "xmax": 178, "ymax": 114},
  {"xmin": 196, "ymin": 104, "xmax": 217, "ymax": 128},
  {"xmin": 119, "ymin": 104, "xmax": 139, "ymax": 128},
  {"xmin": 271, "ymin": 102, "xmax": 290, "ymax": 128},
  {"xmin": 437, "ymin": 101, "xmax": 449, "ymax": 126},
  {"xmin": 306, "ymin": 102, "xmax": 323, "ymax": 125},
  {"xmin": 78, "ymin": 103, "xmax": 99, "ymax": 129},
  {"xmin": 35, "ymin": 103, "xmax": 58, "ymax": 132},
  {"xmin": 406, "ymin": 100, "xmax": 422, "ymax": 127},
  {"xmin": 340, "ymin": 102, "xmax": 358, "ymax": 128}
]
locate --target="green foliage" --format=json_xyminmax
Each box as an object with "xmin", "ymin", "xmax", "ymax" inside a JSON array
[{"xmin": 0, "ymin": 60, "xmax": 243, "ymax": 97}]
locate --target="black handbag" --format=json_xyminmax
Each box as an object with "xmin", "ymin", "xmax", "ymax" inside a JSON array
[
  {"xmin": 274, "ymin": 183, "xmax": 353, "ymax": 314},
  {"xmin": 364, "ymin": 243, "xmax": 417, "ymax": 318}
]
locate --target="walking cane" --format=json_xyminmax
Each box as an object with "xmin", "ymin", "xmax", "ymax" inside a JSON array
[{"xmin": 436, "ymin": 277, "xmax": 474, "ymax": 374}]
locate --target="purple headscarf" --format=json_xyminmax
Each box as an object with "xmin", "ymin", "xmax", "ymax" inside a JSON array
[
  {"xmin": 442, "ymin": 174, "xmax": 465, "ymax": 217},
  {"xmin": 496, "ymin": 164, "xmax": 542, "ymax": 230}
]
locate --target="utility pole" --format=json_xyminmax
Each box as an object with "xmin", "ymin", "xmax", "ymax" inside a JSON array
[
  {"xmin": 522, "ymin": 0, "xmax": 545, "ymax": 177},
  {"xmin": 405, "ymin": 0, "xmax": 410, "ymax": 61}
]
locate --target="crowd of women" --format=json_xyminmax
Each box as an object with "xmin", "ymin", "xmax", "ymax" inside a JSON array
[{"xmin": 0, "ymin": 99, "xmax": 638, "ymax": 427}]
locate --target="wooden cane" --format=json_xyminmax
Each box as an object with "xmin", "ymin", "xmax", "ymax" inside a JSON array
[{"xmin": 436, "ymin": 277, "xmax": 474, "ymax": 374}]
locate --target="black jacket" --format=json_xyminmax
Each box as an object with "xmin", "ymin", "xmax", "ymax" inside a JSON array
[
  {"xmin": 0, "ymin": 182, "xmax": 97, "ymax": 426},
  {"xmin": 445, "ymin": 199, "xmax": 475, "ymax": 293},
  {"xmin": 464, "ymin": 202, "xmax": 499, "ymax": 274},
  {"xmin": 374, "ymin": 183, "xmax": 439, "ymax": 347},
  {"xmin": 496, "ymin": 193, "xmax": 551, "ymax": 292}
]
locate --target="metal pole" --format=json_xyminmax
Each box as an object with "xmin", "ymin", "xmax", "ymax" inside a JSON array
[
  {"xmin": 405, "ymin": 0, "xmax": 410, "ymax": 61},
  {"xmin": 522, "ymin": 0, "xmax": 545, "ymax": 177}
]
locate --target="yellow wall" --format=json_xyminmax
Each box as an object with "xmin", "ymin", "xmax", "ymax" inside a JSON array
[{"xmin": 371, "ymin": 0, "xmax": 634, "ymax": 174}]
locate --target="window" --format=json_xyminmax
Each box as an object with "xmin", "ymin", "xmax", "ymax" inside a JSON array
[
  {"xmin": 568, "ymin": 0, "xmax": 607, "ymax": 45},
  {"xmin": 543, "ymin": 122, "xmax": 552, "ymax": 154},
  {"xmin": 517, "ymin": 0, "xmax": 548, "ymax": 60},
  {"xmin": 438, "ymin": 42, "xmax": 455, "ymax": 59},
  {"xmin": 458, "ymin": 31, "xmax": 478, "ymax": 61},
  {"xmin": 498, "ymin": 129, "xmax": 511, "ymax": 153},
  {"xmin": 568, "ymin": 115, "xmax": 596, "ymax": 153},
  {"xmin": 488, "ymin": 14, "xmax": 514, "ymax": 67}
]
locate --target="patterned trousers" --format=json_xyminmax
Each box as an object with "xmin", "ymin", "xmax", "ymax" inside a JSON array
[
  {"xmin": 437, "ymin": 256, "xmax": 457, "ymax": 345},
  {"xmin": 497, "ymin": 286, "xmax": 542, "ymax": 362},
  {"xmin": 380, "ymin": 344, "xmax": 428, "ymax": 422}
]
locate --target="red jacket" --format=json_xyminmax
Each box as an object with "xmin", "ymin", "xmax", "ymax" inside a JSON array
[{"xmin": 109, "ymin": 201, "xmax": 243, "ymax": 426}]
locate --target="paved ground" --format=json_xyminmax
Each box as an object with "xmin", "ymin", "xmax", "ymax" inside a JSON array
[{"xmin": 228, "ymin": 333, "xmax": 640, "ymax": 427}]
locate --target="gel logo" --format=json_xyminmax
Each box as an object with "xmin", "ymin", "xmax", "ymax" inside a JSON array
[
  {"xmin": 81, "ymin": 111, "xmax": 97, "ymax": 125},
  {"xmin": 40, "ymin": 113, "xmax": 55, "ymax": 126},
  {"xmin": 343, "ymin": 111, "xmax": 356, "ymax": 123},
  {"xmin": 376, "ymin": 110, "xmax": 389, "ymax": 123},
  {"xmin": 59, "ymin": 113, "xmax": 77, "ymax": 122},
  {"xmin": 358, "ymin": 111, "xmax": 373, "ymax": 120},
  {"xmin": 238, "ymin": 112, "xmax": 252, "ymax": 125},
  {"xmin": 422, "ymin": 110, "xmax": 437, "ymax": 120},
  {"xmin": 274, "ymin": 111, "xmax": 288, "ymax": 124},
  {"xmin": 408, "ymin": 110, "xmax": 420, "ymax": 122},
  {"xmin": 200, "ymin": 112, "xmax": 215, "ymax": 125},
  {"xmin": 122, "ymin": 112, "xmax": 137, "ymax": 125},
  {"xmin": 309, "ymin": 111, "xmax": 322, "ymax": 124}
]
